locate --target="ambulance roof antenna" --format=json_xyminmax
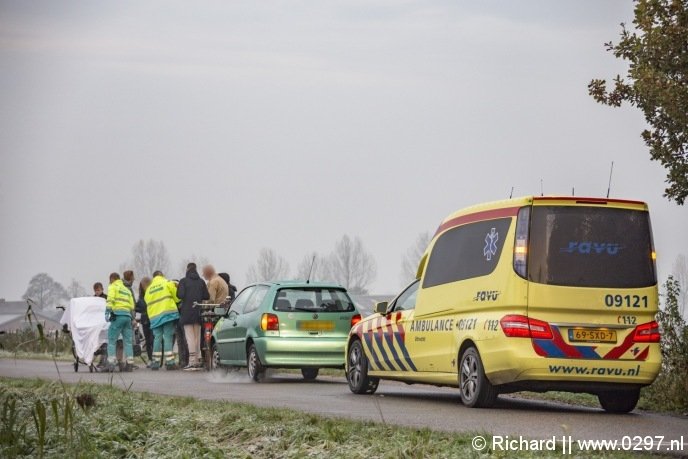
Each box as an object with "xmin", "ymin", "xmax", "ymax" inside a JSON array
[
  {"xmin": 509, "ymin": 186, "xmax": 514, "ymax": 199},
  {"xmin": 305, "ymin": 255, "xmax": 316, "ymax": 284},
  {"xmin": 572, "ymin": 186, "xmax": 575, "ymax": 196},
  {"xmin": 606, "ymin": 161, "xmax": 615, "ymax": 198},
  {"xmin": 540, "ymin": 179, "xmax": 544, "ymax": 197}
]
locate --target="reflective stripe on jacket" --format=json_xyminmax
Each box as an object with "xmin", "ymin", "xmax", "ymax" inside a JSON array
[
  {"xmin": 145, "ymin": 275, "xmax": 180, "ymax": 328},
  {"xmin": 106, "ymin": 279, "xmax": 135, "ymax": 316}
]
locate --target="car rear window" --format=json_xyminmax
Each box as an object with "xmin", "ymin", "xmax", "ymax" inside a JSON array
[
  {"xmin": 273, "ymin": 288, "xmax": 356, "ymax": 313},
  {"xmin": 528, "ymin": 206, "xmax": 656, "ymax": 288}
]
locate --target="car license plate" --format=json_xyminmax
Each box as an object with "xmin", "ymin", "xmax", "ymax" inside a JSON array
[
  {"xmin": 568, "ymin": 328, "xmax": 617, "ymax": 343},
  {"xmin": 297, "ymin": 320, "xmax": 335, "ymax": 331}
]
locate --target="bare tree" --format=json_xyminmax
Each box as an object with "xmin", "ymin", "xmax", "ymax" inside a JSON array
[
  {"xmin": 22, "ymin": 273, "xmax": 69, "ymax": 310},
  {"xmin": 66, "ymin": 279, "xmax": 87, "ymax": 298},
  {"xmin": 178, "ymin": 254, "xmax": 210, "ymax": 278},
  {"xmin": 122, "ymin": 239, "xmax": 171, "ymax": 279},
  {"xmin": 246, "ymin": 248, "xmax": 290, "ymax": 283},
  {"xmin": 672, "ymin": 254, "xmax": 687, "ymax": 317},
  {"xmin": 400, "ymin": 231, "xmax": 430, "ymax": 286},
  {"xmin": 324, "ymin": 235, "xmax": 376, "ymax": 294},
  {"xmin": 296, "ymin": 252, "xmax": 327, "ymax": 282}
]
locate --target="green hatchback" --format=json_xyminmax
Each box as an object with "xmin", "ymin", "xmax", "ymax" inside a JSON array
[{"xmin": 213, "ymin": 281, "xmax": 362, "ymax": 381}]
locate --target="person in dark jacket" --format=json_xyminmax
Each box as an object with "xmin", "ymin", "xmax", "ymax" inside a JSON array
[
  {"xmin": 177, "ymin": 263, "xmax": 210, "ymax": 371},
  {"xmin": 218, "ymin": 273, "xmax": 237, "ymax": 303},
  {"xmin": 136, "ymin": 277, "xmax": 154, "ymax": 363}
]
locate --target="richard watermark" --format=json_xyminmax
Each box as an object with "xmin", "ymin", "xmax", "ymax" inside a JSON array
[{"xmin": 471, "ymin": 434, "xmax": 685, "ymax": 455}]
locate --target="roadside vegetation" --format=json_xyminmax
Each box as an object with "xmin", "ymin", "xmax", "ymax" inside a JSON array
[
  {"xmin": 1, "ymin": 377, "xmax": 651, "ymax": 459},
  {"xmin": 0, "ymin": 328, "xmax": 72, "ymax": 361},
  {"xmin": 641, "ymin": 276, "xmax": 688, "ymax": 413}
]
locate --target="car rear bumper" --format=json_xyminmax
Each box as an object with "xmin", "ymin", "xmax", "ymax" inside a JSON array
[
  {"xmin": 254, "ymin": 336, "xmax": 347, "ymax": 368},
  {"xmin": 480, "ymin": 338, "xmax": 661, "ymax": 387}
]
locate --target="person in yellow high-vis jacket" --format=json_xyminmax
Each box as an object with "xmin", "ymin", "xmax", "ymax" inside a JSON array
[
  {"xmin": 105, "ymin": 272, "xmax": 135, "ymax": 372},
  {"xmin": 144, "ymin": 271, "xmax": 181, "ymax": 370}
]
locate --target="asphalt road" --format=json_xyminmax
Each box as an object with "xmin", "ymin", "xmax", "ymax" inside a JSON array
[{"xmin": 1, "ymin": 359, "xmax": 686, "ymax": 448}]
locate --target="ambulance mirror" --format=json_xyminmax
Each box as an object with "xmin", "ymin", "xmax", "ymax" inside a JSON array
[{"xmin": 374, "ymin": 302, "xmax": 388, "ymax": 314}]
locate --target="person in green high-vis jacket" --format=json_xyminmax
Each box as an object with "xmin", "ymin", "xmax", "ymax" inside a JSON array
[
  {"xmin": 144, "ymin": 271, "xmax": 181, "ymax": 370},
  {"xmin": 105, "ymin": 272, "xmax": 135, "ymax": 372}
]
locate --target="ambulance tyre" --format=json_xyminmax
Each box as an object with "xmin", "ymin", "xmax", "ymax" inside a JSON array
[
  {"xmin": 347, "ymin": 340, "xmax": 379, "ymax": 395},
  {"xmin": 598, "ymin": 389, "xmax": 640, "ymax": 414},
  {"xmin": 459, "ymin": 347, "xmax": 497, "ymax": 408}
]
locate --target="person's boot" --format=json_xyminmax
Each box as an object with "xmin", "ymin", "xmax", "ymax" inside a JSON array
[
  {"xmin": 166, "ymin": 362, "xmax": 180, "ymax": 371},
  {"xmin": 123, "ymin": 362, "xmax": 136, "ymax": 372},
  {"xmin": 150, "ymin": 361, "xmax": 160, "ymax": 371},
  {"xmin": 106, "ymin": 361, "xmax": 117, "ymax": 373}
]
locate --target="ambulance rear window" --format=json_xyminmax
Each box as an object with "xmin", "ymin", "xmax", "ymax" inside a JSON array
[{"xmin": 528, "ymin": 206, "xmax": 656, "ymax": 288}]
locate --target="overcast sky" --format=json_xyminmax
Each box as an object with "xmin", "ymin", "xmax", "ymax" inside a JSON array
[{"xmin": 1, "ymin": 0, "xmax": 686, "ymax": 300}]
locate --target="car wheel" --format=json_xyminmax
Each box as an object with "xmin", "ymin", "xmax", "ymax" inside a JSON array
[
  {"xmin": 247, "ymin": 344, "xmax": 265, "ymax": 382},
  {"xmin": 347, "ymin": 340, "xmax": 379, "ymax": 394},
  {"xmin": 301, "ymin": 368, "xmax": 319, "ymax": 381},
  {"xmin": 598, "ymin": 389, "xmax": 640, "ymax": 414},
  {"xmin": 459, "ymin": 347, "xmax": 497, "ymax": 408},
  {"xmin": 212, "ymin": 342, "xmax": 222, "ymax": 370}
]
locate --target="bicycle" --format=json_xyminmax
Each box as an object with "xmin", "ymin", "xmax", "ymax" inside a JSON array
[{"xmin": 193, "ymin": 302, "xmax": 227, "ymax": 371}]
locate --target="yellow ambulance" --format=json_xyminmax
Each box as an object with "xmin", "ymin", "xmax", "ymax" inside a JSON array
[{"xmin": 346, "ymin": 196, "xmax": 660, "ymax": 413}]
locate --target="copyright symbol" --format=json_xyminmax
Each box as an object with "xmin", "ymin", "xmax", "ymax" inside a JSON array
[{"xmin": 472, "ymin": 435, "xmax": 487, "ymax": 451}]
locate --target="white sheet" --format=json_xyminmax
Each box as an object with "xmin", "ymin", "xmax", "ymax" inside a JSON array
[{"xmin": 60, "ymin": 297, "xmax": 110, "ymax": 365}]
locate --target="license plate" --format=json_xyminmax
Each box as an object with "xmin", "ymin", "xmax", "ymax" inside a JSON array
[
  {"xmin": 297, "ymin": 320, "xmax": 335, "ymax": 331},
  {"xmin": 568, "ymin": 328, "xmax": 617, "ymax": 343}
]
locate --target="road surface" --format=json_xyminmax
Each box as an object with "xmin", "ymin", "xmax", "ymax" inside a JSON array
[{"xmin": 1, "ymin": 359, "xmax": 685, "ymax": 447}]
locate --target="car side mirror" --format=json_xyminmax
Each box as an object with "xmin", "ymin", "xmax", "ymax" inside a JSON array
[
  {"xmin": 228, "ymin": 309, "xmax": 238, "ymax": 319},
  {"xmin": 374, "ymin": 301, "xmax": 389, "ymax": 315}
]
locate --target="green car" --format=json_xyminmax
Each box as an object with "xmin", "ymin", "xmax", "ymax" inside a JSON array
[{"xmin": 213, "ymin": 281, "xmax": 362, "ymax": 381}]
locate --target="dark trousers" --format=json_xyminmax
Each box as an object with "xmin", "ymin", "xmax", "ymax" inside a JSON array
[{"xmin": 175, "ymin": 320, "xmax": 189, "ymax": 367}]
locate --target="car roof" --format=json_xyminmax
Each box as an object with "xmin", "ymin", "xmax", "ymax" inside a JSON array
[
  {"xmin": 249, "ymin": 280, "xmax": 348, "ymax": 290},
  {"xmin": 437, "ymin": 195, "xmax": 649, "ymax": 235}
]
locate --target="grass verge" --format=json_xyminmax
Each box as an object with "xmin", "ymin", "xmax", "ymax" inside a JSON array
[
  {"xmin": 0, "ymin": 377, "xmax": 656, "ymax": 458},
  {"xmin": 0, "ymin": 350, "xmax": 73, "ymax": 362}
]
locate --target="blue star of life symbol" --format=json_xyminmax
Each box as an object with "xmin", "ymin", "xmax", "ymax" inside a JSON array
[{"xmin": 484, "ymin": 228, "xmax": 499, "ymax": 261}]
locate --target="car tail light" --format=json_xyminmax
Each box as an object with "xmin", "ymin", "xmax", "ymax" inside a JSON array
[
  {"xmin": 261, "ymin": 313, "xmax": 279, "ymax": 331},
  {"xmin": 500, "ymin": 314, "xmax": 553, "ymax": 339},
  {"xmin": 351, "ymin": 314, "xmax": 361, "ymax": 328},
  {"xmin": 632, "ymin": 321, "xmax": 660, "ymax": 343}
]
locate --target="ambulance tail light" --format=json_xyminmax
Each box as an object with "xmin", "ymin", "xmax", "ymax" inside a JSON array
[
  {"xmin": 513, "ymin": 206, "xmax": 531, "ymax": 278},
  {"xmin": 261, "ymin": 313, "xmax": 279, "ymax": 331},
  {"xmin": 632, "ymin": 321, "xmax": 660, "ymax": 343},
  {"xmin": 351, "ymin": 314, "xmax": 362, "ymax": 328},
  {"xmin": 500, "ymin": 314, "xmax": 553, "ymax": 340}
]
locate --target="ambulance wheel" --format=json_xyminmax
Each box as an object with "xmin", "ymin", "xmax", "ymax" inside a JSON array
[
  {"xmin": 247, "ymin": 344, "xmax": 265, "ymax": 382},
  {"xmin": 459, "ymin": 347, "xmax": 497, "ymax": 408},
  {"xmin": 347, "ymin": 340, "xmax": 379, "ymax": 395},
  {"xmin": 598, "ymin": 389, "xmax": 639, "ymax": 413},
  {"xmin": 301, "ymin": 368, "xmax": 319, "ymax": 381}
]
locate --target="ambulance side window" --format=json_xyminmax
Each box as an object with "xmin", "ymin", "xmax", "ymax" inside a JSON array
[{"xmin": 393, "ymin": 281, "xmax": 420, "ymax": 311}]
